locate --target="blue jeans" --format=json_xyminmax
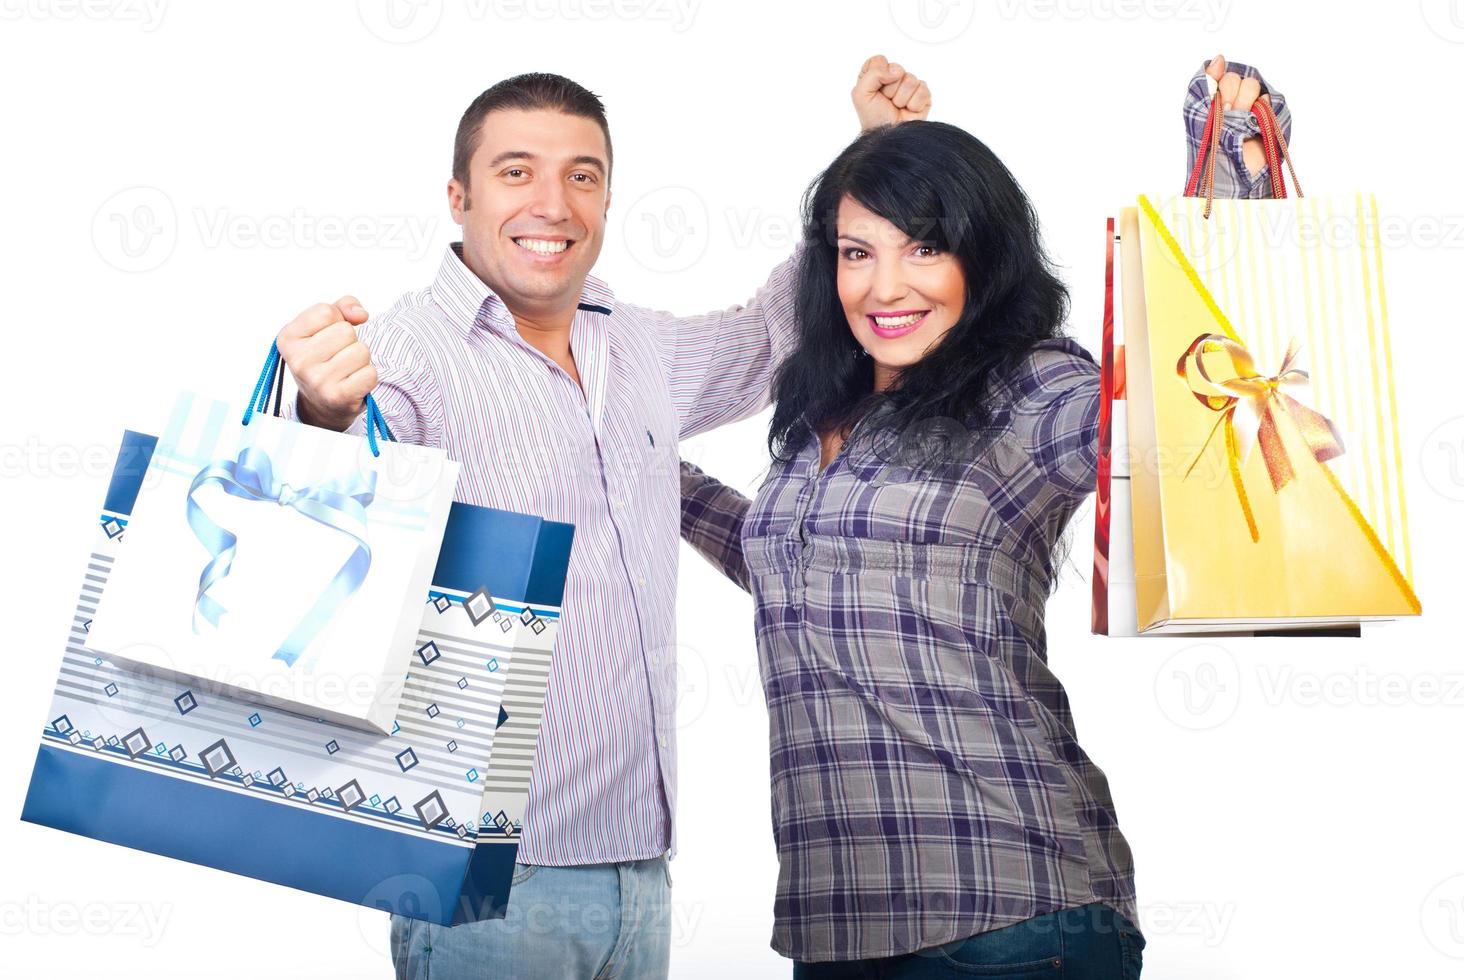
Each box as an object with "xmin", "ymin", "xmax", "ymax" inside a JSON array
[
  {"xmin": 792, "ymin": 903, "xmax": 1144, "ymax": 979},
  {"xmin": 390, "ymin": 856, "xmax": 672, "ymax": 980}
]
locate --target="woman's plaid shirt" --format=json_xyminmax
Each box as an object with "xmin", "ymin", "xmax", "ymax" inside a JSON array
[{"xmin": 680, "ymin": 337, "xmax": 1139, "ymax": 962}]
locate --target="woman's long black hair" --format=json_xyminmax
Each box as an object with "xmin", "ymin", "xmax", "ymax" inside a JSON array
[{"xmin": 768, "ymin": 121, "xmax": 1070, "ymax": 465}]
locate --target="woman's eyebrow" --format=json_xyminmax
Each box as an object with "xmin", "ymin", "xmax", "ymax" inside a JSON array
[{"xmin": 837, "ymin": 234, "xmax": 873, "ymax": 247}]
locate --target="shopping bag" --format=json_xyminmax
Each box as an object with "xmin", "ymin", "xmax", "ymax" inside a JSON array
[
  {"xmin": 22, "ymin": 427, "xmax": 575, "ymax": 924},
  {"xmin": 1091, "ymin": 218, "xmax": 1139, "ymax": 636},
  {"xmin": 1116, "ymin": 193, "xmax": 1422, "ymax": 633},
  {"xmin": 85, "ymin": 346, "xmax": 459, "ymax": 733}
]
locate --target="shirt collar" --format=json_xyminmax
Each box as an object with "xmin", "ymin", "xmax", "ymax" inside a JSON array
[{"xmin": 433, "ymin": 241, "xmax": 616, "ymax": 338}]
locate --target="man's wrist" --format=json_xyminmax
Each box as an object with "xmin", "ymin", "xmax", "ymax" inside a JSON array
[{"xmin": 296, "ymin": 394, "xmax": 359, "ymax": 433}]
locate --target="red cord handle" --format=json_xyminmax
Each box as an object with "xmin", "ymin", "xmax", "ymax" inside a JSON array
[{"xmin": 1184, "ymin": 81, "xmax": 1302, "ymax": 217}]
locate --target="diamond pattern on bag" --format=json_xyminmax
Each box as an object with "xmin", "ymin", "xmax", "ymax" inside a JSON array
[
  {"xmin": 413, "ymin": 791, "xmax": 448, "ymax": 831},
  {"xmin": 200, "ymin": 739, "xmax": 236, "ymax": 777},
  {"xmin": 337, "ymin": 779, "xmax": 366, "ymax": 812},
  {"xmin": 464, "ymin": 587, "xmax": 497, "ymax": 626},
  {"xmin": 122, "ymin": 727, "xmax": 151, "ymax": 759}
]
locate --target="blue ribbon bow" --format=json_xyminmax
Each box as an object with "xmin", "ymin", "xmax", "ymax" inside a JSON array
[{"xmin": 186, "ymin": 445, "xmax": 378, "ymax": 667}]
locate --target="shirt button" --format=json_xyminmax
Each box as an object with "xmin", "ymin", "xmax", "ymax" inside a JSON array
[
  {"xmin": 636, "ymin": 576, "xmax": 646, "ymax": 587},
  {"xmin": 658, "ymin": 735, "xmax": 668, "ymax": 748}
]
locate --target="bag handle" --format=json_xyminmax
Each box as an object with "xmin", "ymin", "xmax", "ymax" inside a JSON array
[
  {"xmin": 1252, "ymin": 95, "xmax": 1302, "ymax": 198},
  {"xmin": 1184, "ymin": 81, "xmax": 1303, "ymax": 218},
  {"xmin": 242, "ymin": 341, "xmax": 395, "ymax": 457}
]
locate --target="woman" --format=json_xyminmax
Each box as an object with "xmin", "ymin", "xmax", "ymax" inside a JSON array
[{"xmin": 679, "ymin": 120, "xmax": 1144, "ymax": 978}]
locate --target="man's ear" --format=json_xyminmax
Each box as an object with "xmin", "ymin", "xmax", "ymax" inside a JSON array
[
  {"xmin": 447, "ymin": 177, "xmax": 468, "ymax": 225},
  {"xmin": 604, "ymin": 186, "xmax": 612, "ymax": 218}
]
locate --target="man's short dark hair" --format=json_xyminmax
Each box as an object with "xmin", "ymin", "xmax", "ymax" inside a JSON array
[{"xmin": 452, "ymin": 73, "xmax": 612, "ymax": 187}]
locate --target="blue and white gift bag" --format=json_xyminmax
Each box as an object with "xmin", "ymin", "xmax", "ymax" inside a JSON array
[
  {"xmin": 21, "ymin": 429, "xmax": 575, "ymax": 924},
  {"xmin": 85, "ymin": 389, "xmax": 460, "ymax": 733}
]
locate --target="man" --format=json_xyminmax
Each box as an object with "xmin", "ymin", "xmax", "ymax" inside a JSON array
[{"xmin": 275, "ymin": 57, "xmax": 930, "ymax": 979}]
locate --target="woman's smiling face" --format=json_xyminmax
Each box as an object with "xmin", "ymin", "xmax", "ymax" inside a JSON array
[{"xmin": 835, "ymin": 195, "xmax": 966, "ymax": 390}]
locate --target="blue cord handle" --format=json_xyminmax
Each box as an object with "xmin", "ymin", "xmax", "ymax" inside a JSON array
[{"xmin": 242, "ymin": 341, "xmax": 393, "ymax": 457}]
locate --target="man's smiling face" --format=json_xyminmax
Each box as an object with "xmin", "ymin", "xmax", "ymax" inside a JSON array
[{"xmin": 449, "ymin": 107, "xmax": 611, "ymax": 319}]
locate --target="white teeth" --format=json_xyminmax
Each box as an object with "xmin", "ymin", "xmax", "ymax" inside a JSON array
[
  {"xmin": 872, "ymin": 313, "xmax": 923, "ymax": 327},
  {"xmin": 514, "ymin": 238, "xmax": 569, "ymax": 254}
]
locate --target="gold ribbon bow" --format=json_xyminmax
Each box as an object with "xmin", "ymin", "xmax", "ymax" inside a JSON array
[{"xmin": 1176, "ymin": 334, "xmax": 1346, "ymax": 542}]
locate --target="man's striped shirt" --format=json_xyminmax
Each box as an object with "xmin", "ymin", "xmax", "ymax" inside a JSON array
[{"xmin": 288, "ymin": 242, "xmax": 797, "ymax": 865}]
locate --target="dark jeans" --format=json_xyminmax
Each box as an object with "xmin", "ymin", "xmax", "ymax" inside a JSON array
[{"xmin": 792, "ymin": 902, "xmax": 1144, "ymax": 979}]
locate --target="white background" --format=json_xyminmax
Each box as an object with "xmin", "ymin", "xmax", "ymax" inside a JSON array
[{"xmin": 3, "ymin": 1, "xmax": 1463, "ymax": 977}]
